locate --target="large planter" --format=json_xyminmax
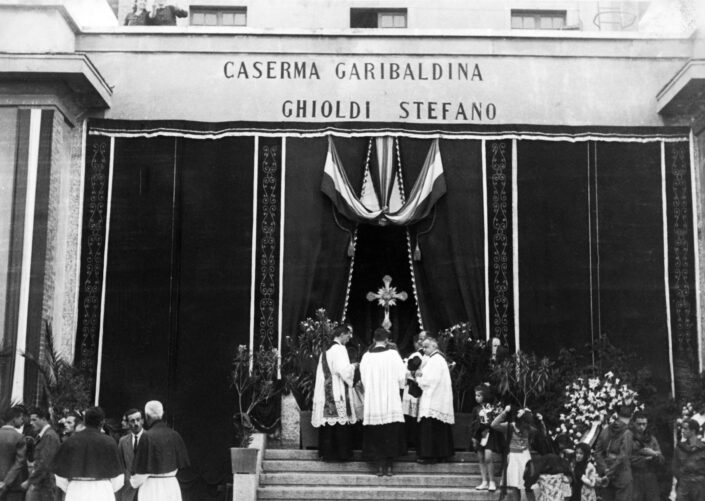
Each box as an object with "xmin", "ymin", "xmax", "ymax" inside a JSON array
[
  {"xmin": 230, "ymin": 433, "xmax": 266, "ymax": 501},
  {"xmin": 453, "ymin": 412, "xmax": 472, "ymax": 451},
  {"xmin": 230, "ymin": 447, "xmax": 259, "ymax": 474},
  {"xmin": 299, "ymin": 410, "xmax": 318, "ymax": 449}
]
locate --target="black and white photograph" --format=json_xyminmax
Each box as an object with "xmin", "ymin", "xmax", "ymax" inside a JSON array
[{"xmin": 0, "ymin": 1, "xmax": 704, "ymax": 500}]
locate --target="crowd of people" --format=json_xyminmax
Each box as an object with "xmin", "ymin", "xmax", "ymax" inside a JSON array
[
  {"xmin": 0, "ymin": 400, "xmax": 189, "ymax": 501},
  {"xmin": 311, "ymin": 324, "xmax": 705, "ymax": 501},
  {"xmin": 123, "ymin": 0, "xmax": 188, "ymax": 26}
]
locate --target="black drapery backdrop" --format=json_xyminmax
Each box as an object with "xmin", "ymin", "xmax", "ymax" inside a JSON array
[
  {"xmin": 281, "ymin": 137, "xmax": 357, "ymax": 345},
  {"xmin": 518, "ymin": 141, "xmax": 592, "ymax": 355},
  {"xmin": 100, "ymin": 136, "xmax": 255, "ymax": 499},
  {"xmin": 90, "ymin": 130, "xmax": 693, "ymax": 499},
  {"xmin": 412, "ymin": 139, "xmax": 485, "ymax": 338},
  {"xmin": 596, "ymin": 142, "xmax": 670, "ymax": 379}
]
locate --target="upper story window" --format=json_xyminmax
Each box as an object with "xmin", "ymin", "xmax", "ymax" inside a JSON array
[
  {"xmin": 511, "ymin": 10, "xmax": 566, "ymax": 30},
  {"xmin": 350, "ymin": 8, "xmax": 407, "ymax": 28},
  {"xmin": 191, "ymin": 6, "xmax": 247, "ymax": 26}
]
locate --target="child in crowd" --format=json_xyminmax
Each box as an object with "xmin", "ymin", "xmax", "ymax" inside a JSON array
[
  {"xmin": 572, "ymin": 443, "xmax": 599, "ymax": 501},
  {"xmin": 470, "ymin": 383, "xmax": 502, "ymax": 491},
  {"xmin": 492, "ymin": 405, "xmax": 536, "ymax": 501},
  {"xmin": 525, "ymin": 453, "xmax": 572, "ymax": 501}
]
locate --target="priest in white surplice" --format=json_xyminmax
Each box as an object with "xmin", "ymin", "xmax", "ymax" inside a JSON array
[
  {"xmin": 414, "ymin": 336, "xmax": 455, "ymax": 463},
  {"xmin": 360, "ymin": 327, "xmax": 408, "ymax": 476},
  {"xmin": 312, "ymin": 324, "xmax": 358, "ymax": 461}
]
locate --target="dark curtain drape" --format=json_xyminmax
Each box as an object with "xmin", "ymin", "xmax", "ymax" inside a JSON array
[
  {"xmin": 282, "ymin": 137, "xmax": 364, "ymax": 341},
  {"xmin": 597, "ymin": 142, "xmax": 670, "ymax": 383},
  {"xmin": 517, "ymin": 141, "xmax": 592, "ymax": 356},
  {"xmin": 412, "ymin": 139, "xmax": 485, "ymax": 337},
  {"xmin": 101, "ymin": 136, "xmax": 255, "ymax": 500},
  {"xmin": 173, "ymin": 137, "xmax": 255, "ymax": 495},
  {"xmin": 101, "ymin": 137, "xmax": 176, "ymax": 413}
]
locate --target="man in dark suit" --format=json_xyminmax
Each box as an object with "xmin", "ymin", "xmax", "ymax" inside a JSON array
[
  {"xmin": 118, "ymin": 408, "xmax": 144, "ymax": 501},
  {"xmin": 0, "ymin": 406, "xmax": 27, "ymax": 501},
  {"xmin": 22, "ymin": 408, "xmax": 59, "ymax": 501}
]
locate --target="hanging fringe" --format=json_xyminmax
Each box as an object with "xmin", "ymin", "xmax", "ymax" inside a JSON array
[
  {"xmin": 414, "ymin": 241, "xmax": 421, "ymax": 261},
  {"xmin": 413, "ymin": 205, "xmax": 437, "ymax": 263},
  {"xmin": 331, "ymin": 204, "xmax": 357, "ymax": 259}
]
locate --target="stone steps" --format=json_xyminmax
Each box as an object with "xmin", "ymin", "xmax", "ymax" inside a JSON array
[
  {"xmin": 261, "ymin": 471, "xmax": 482, "ymax": 487},
  {"xmin": 264, "ymin": 449, "xmax": 479, "ymax": 462},
  {"xmin": 258, "ymin": 486, "xmax": 496, "ymax": 500},
  {"xmin": 262, "ymin": 459, "xmax": 481, "ymax": 474},
  {"xmin": 257, "ymin": 449, "xmax": 499, "ymax": 501}
]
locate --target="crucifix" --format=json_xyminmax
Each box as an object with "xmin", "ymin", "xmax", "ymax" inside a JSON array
[{"xmin": 366, "ymin": 275, "xmax": 408, "ymax": 330}]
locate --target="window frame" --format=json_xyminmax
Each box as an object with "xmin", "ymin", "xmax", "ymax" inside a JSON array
[
  {"xmin": 350, "ymin": 8, "xmax": 408, "ymax": 29},
  {"xmin": 510, "ymin": 9, "xmax": 567, "ymax": 30},
  {"xmin": 190, "ymin": 6, "xmax": 247, "ymax": 27}
]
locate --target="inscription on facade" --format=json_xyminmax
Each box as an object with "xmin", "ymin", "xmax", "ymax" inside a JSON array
[{"xmin": 223, "ymin": 58, "xmax": 495, "ymax": 122}]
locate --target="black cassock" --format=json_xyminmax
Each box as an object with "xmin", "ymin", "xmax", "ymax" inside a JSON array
[
  {"xmin": 133, "ymin": 421, "xmax": 190, "ymax": 475},
  {"xmin": 53, "ymin": 427, "xmax": 123, "ymax": 479}
]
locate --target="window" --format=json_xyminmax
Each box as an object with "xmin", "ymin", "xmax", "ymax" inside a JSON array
[
  {"xmin": 350, "ymin": 8, "xmax": 407, "ymax": 29},
  {"xmin": 191, "ymin": 7, "xmax": 247, "ymax": 26},
  {"xmin": 511, "ymin": 10, "xmax": 566, "ymax": 30}
]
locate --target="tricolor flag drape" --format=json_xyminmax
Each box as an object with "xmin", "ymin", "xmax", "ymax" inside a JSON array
[{"xmin": 321, "ymin": 136, "xmax": 446, "ymax": 225}]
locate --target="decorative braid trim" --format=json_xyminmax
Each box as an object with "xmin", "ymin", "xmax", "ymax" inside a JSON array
[
  {"xmin": 394, "ymin": 138, "xmax": 424, "ymax": 331},
  {"xmin": 341, "ymin": 227, "xmax": 358, "ymax": 323}
]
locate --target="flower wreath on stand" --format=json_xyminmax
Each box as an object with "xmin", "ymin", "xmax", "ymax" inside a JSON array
[{"xmin": 555, "ymin": 371, "xmax": 643, "ymax": 446}]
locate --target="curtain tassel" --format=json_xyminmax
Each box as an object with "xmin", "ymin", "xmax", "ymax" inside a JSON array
[
  {"xmin": 347, "ymin": 237, "xmax": 355, "ymax": 258},
  {"xmin": 413, "ymin": 241, "xmax": 421, "ymax": 261}
]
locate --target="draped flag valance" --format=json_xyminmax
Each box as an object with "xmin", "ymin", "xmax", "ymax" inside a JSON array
[{"xmin": 321, "ymin": 136, "xmax": 446, "ymax": 226}]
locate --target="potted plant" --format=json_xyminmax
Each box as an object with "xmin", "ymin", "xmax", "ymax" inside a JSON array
[
  {"xmin": 21, "ymin": 320, "xmax": 92, "ymax": 420},
  {"xmin": 437, "ymin": 322, "xmax": 489, "ymax": 449},
  {"xmin": 231, "ymin": 344, "xmax": 281, "ymax": 473},
  {"xmin": 281, "ymin": 308, "xmax": 338, "ymax": 449},
  {"xmin": 491, "ymin": 351, "xmax": 554, "ymax": 410}
]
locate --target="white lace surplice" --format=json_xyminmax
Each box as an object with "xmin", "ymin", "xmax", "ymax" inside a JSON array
[
  {"xmin": 416, "ymin": 352, "xmax": 455, "ymax": 424},
  {"xmin": 311, "ymin": 342, "xmax": 357, "ymax": 427}
]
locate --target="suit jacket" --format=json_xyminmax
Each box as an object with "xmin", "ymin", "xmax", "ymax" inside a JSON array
[
  {"xmin": 117, "ymin": 434, "xmax": 138, "ymax": 501},
  {"xmin": 0, "ymin": 426, "xmax": 27, "ymax": 491},
  {"xmin": 27, "ymin": 428, "xmax": 59, "ymax": 489}
]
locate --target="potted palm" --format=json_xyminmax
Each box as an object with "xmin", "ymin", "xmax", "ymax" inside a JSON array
[
  {"xmin": 21, "ymin": 320, "xmax": 92, "ymax": 420},
  {"xmin": 231, "ymin": 344, "xmax": 281, "ymax": 473}
]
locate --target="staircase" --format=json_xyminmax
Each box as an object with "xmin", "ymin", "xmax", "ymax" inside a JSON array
[{"xmin": 258, "ymin": 450, "xmax": 498, "ymax": 501}]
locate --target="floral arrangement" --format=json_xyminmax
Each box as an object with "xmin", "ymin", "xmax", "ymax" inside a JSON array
[
  {"xmin": 555, "ymin": 371, "xmax": 642, "ymax": 443},
  {"xmin": 477, "ymin": 402, "xmax": 504, "ymax": 425}
]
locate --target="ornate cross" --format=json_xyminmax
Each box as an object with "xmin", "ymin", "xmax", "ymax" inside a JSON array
[{"xmin": 366, "ymin": 275, "xmax": 408, "ymax": 330}]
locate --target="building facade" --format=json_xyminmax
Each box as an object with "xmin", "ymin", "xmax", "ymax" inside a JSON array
[{"xmin": 0, "ymin": 0, "xmax": 704, "ymax": 497}]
